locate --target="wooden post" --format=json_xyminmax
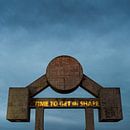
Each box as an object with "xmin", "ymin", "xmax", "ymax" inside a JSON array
[
  {"xmin": 85, "ymin": 108, "xmax": 94, "ymax": 130},
  {"xmin": 35, "ymin": 108, "xmax": 44, "ymax": 130}
]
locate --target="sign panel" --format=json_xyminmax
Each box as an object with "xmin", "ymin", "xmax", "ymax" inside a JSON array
[{"xmin": 30, "ymin": 98, "xmax": 100, "ymax": 108}]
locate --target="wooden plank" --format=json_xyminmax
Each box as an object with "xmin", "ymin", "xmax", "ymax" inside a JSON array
[
  {"xmin": 85, "ymin": 108, "xmax": 95, "ymax": 130},
  {"xmin": 7, "ymin": 88, "xmax": 30, "ymax": 122},
  {"xmin": 30, "ymin": 98, "xmax": 100, "ymax": 108},
  {"xmin": 81, "ymin": 75, "xmax": 103, "ymax": 97},
  {"xmin": 35, "ymin": 108, "xmax": 44, "ymax": 130},
  {"xmin": 99, "ymin": 88, "xmax": 123, "ymax": 122},
  {"xmin": 26, "ymin": 75, "xmax": 48, "ymax": 97}
]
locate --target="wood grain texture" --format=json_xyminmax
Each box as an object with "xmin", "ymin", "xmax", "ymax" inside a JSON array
[
  {"xmin": 81, "ymin": 75, "xmax": 103, "ymax": 97},
  {"xmin": 35, "ymin": 108, "xmax": 44, "ymax": 130},
  {"xmin": 99, "ymin": 88, "xmax": 123, "ymax": 122},
  {"xmin": 85, "ymin": 108, "xmax": 95, "ymax": 130},
  {"xmin": 26, "ymin": 75, "xmax": 48, "ymax": 97},
  {"xmin": 46, "ymin": 56, "xmax": 83, "ymax": 93},
  {"xmin": 7, "ymin": 88, "xmax": 30, "ymax": 122}
]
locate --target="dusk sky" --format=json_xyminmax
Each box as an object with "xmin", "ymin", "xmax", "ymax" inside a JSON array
[{"xmin": 0, "ymin": 0, "xmax": 130, "ymax": 130}]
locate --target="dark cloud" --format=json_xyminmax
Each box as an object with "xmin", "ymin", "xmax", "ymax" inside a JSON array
[
  {"xmin": 0, "ymin": 0, "xmax": 130, "ymax": 29},
  {"xmin": 0, "ymin": 0, "xmax": 130, "ymax": 130}
]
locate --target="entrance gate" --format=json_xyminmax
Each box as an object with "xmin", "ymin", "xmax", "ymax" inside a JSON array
[{"xmin": 7, "ymin": 55, "xmax": 123, "ymax": 130}]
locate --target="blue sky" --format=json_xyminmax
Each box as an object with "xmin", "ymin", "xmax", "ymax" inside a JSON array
[{"xmin": 0, "ymin": 0, "xmax": 130, "ymax": 130}]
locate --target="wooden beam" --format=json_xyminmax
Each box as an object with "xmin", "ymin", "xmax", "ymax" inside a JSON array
[
  {"xmin": 30, "ymin": 98, "xmax": 100, "ymax": 108},
  {"xmin": 26, "ymin": 75, "xmax": 48, "ymax": 97},
  {"xmin": 35, "ymin": 107, "xmax": 44, "ymax": 130},
  {"xmin": 99, "ymin": 88, "xmax": 123, "ymax": 122},
  {"xmin": 81, "ymin": 74, "xmax": 103, "ymax": 97},
  {"xmin": 7, "ymin": 88, "xmax": 30, "ymax": 122},
  {"xmin": 85, "ymin": 108, "xmax": 95, "ymax": 130}
]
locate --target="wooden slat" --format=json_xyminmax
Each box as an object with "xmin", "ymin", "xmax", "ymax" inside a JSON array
[
  {"xmin": 26, "ymin": 75, "xmax": 48, "ymax": 97},
  {"xmin": 81, "ymin": 74, "xmax": 103, "ymax": 97}
]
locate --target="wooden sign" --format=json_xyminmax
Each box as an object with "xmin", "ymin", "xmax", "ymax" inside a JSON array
[
  {"xmin": 30, "ymin": 98, "xmax": 100, "ymax": 108},
  {"xmin": 6, "ymin": 55, "xmax": 123, "ymax": 130}
]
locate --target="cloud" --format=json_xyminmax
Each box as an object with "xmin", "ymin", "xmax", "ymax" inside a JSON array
[
  {"xmin": 0, "ymin": 0, "xmax": 130, "ymax": 130},
  {"xmin": 45, "ymin": 115, "xmax": 77, "ymax": 125}
]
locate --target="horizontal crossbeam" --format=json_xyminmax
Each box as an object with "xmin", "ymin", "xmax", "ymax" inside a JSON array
[{"xmin": 30, "ymin": 98, "xmax": 100, "ymax": 108}]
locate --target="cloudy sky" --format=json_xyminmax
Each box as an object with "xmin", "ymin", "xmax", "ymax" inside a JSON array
[{"xmin": 0, "ymin": 0, "xmax": 130, "ymax": 130}]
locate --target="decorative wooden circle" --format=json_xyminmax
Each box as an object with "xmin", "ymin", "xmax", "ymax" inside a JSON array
[{"xmin": 46, "ymin": 55, "xmax": 83, "ymax": 93}]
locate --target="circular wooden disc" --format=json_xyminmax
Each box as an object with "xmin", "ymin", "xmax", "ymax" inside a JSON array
[{"xmin": 46, "ymin": 55, "xmax": 83, "ymax": 93}]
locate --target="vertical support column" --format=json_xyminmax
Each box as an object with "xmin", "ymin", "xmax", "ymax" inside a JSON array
[
  {"xmin": 35, "ymin": 107, "xmax": 44, "ymax": 130},
  {"xmin": 85, "ymin": 108, "xmax": 95, "ymax": 130}
]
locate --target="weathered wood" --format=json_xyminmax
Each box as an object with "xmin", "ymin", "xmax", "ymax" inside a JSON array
[
  {"xmin": 99, "ymin": 88, "xmax": 123, "ymax": 122},
  {"xmin": 85, "ymin": 108, "xmax": 94, "ymax": 130},
  {"xmin": 35, "ymin": 108, "xmax": 44, "ymax": 130},
  {"xmin": 7, "ymin": 88, "xmax": 30, "ymax": 122},
  {"xmin": 46, "ymin": 56, "xmax": 83, "ymax": 93},
  {"xmin": 81, "ymin": 75, "xmax": 103, "ymax": 97},
  {"xmin": 6, "ymin": 55, "xmax": 123, "ymax": 130},
  {"xmin": 26, "ymin": 75, "xmax": 48, "ymax": 97},
  {"xmin": 30, "ymin": 98, "xmax": 100, "ymax": 108}
]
